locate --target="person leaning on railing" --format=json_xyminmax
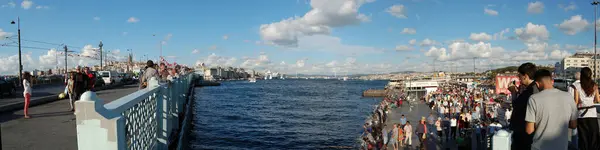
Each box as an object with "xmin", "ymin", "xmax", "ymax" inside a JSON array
[{"xmin": 139, "ymin": 60, "xmax": 160, "ymax": 89}]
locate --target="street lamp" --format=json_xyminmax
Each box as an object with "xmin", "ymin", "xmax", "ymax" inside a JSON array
[
  {"xmin": 126, "ymin": 49, "xmax": 132, "ymax": 72},
  {"xmin": 99, "ymin": 41, "xmax": 103, "ymax": 70},
  {"xmin": 153, "ymin": 34, "xmax": 163, "ymax": 59},
  {"xmin": 10, "ymin": 17, "xmax": 22, "ymax": 86}
]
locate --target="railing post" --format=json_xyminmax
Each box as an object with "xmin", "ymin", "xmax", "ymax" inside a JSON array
[
  {"xmin": 75, "ymin": 91, "xmax": 126, "ymax": 150},
  {"xmin": 152, "ymin": 77, "xmax": 169, "ymax": 149}
]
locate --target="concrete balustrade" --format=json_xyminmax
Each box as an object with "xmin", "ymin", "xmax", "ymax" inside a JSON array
[{"xmin": 75, "ymin": 74, "xmax": 195, "ymax": 150}]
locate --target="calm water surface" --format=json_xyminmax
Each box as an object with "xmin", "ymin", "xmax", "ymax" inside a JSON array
[{"xmin": 190, "ymin": 79, "xmax": 386, "ymax": 149}]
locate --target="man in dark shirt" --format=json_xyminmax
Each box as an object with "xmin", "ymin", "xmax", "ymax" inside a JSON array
[
  {"xmin": 416, "ymin": 117, "xmax": 428, "ymax": 149},
  {"xmin": 509, "ymin": 62, "xmax": 539, "ymax": 150},
  {"xmin": 73, "ymin": 66, "xmax": 89, "ymax": 100}
]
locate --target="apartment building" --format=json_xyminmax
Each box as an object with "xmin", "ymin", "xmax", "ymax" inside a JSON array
[{"xmin": 561, "ymin": 52, "xmax": 600, "ymax": 78}]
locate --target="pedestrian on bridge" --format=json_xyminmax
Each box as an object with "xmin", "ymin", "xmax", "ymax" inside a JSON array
[
  {"xmin": 22, "ymin": 72, "xmax": 32, "ymax": 119},
  {"xmin": 67, "ymin": 72, "xmax": 76, "ymax": 112},
  {"xmin": 139, "ymin": 60, "xmax": 159, "ymax": 89},
  {"xmin": 416, "ymin": 117, "xmax": 428, "ymax": 150}
]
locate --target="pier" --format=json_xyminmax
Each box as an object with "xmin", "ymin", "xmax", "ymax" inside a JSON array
[{"xmin": 0, "ymin": 74, "xmax": 198, "ymax": 150}]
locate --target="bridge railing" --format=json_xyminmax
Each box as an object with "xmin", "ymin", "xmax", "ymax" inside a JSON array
[{"xmin": 75, "ymin": 74, "xmax": 195, "ymax": 150}]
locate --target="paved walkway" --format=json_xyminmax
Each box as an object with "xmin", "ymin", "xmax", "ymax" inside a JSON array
[
  {"xmin": 0, "ymin": 84, "xmax": 139, "ymax": 150},
  {"xmin": 383, "ymin": 101, "xmax": 461, "ymax": 150}
]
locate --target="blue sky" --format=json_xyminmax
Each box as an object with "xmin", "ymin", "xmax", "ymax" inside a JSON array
[{"xmin": 0, "ymin": 0, "xmax": 597, "ymax": 75}]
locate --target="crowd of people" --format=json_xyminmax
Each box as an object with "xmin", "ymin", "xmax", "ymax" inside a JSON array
[
  {"xmin": 361, "ymin": 89, "xmax": 406, "ymax": 150},
  {"xmin": 20, "ymin": 59, "xmax": 193, "ymax": 119},
  {"xmin": 360, "ymin": 62, "xmax": 600, "ymax": 150}
]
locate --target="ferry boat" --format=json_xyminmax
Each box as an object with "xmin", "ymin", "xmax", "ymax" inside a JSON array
[{"xmin": 385, "ymin": 79, "xmax": 405, "ymax": 89}]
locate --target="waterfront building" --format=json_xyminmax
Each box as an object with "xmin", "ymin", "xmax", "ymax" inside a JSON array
[{"xmin": 560, "ymin": 52, "xmax": 600, "ymax": 78}]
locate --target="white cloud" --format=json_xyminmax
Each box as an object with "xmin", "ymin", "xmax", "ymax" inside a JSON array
[
  {"xmin": 386, "ymin": 4, "xmax": 407, "ymax": 18},
  {"xmin": 259, "ymin": 0, "xmax": 373, "ymax": 47},
  {"xmin": 492, "ymin": 28, "xmax": 510, "ymax": 40},
  {"xmin": 515, "ymin": 22, "xmax": 549, "ymax": 43},
  {"xmin": 127, "ymin": 17, "xmax": 140, "ymax": 23},
  {"xmin": 401, "ymin": 28, "xmax": 416, "ymax": 34},
  {"xmin": 511, "ymin": 51, "xmax": 547, "ymax": 61},
  {"xmin": 549, "ymin": 49, "xmax": 572, "ymax": 60},
  {"xmin": 80, "ymin": 45, "xmax": 100, "ymax": 58},
  {"xmin": 528, "ymin": 1, "xmax": 544, "ymax": 14},
  {"xmin": 469, "ymin": 32, "xmax": 492, "ymax": 42},
  {"xmin": 395, "ymin": 45, "xmax": 414, "ymax": 51},
  {"xmin": 240, "ymin": 53, "xmax": 272, "ymax": 69},
  {"xmin": 424, "ymin": 41, "xmax": 505, "ymax": 61},
  {"xmin": 292, "ymin": 34, "xmax": 383, "ymax": 54},
  {"xmin": 93, "ymin": 17, "xmax": 101, "ymax": 21},
  {"xmin": 484, "ymin": 8, "xmax": 498, "ymax": 16},
  {"xmin": 222, "ymin": 35, "xmax": 229, "ymax": 40},
  {"xmin": 296, "ymin": 58, "xmax": 307, "ymax": 68},
  {"xmin": 0, "ymin": 29, "xmax": 11, "ymax": 39},
  {"xmin": 192, "ymin": 49, "xmax": 200, "ymax": 54},
  {"xmin": 35, "ymin": 5, "xmax": 48, "ymax": 9},
  {"xmin": 197, "ymin": 53, "xmax": 238, "ymax": 67},
  {"xmin": 525, "ymin": 42, "xmax": 548, "ymax": 52},
  {"xmin": 0, "ymin": 53, "xmax": 34, "ymax": 75},
  {"xmin": 558, "ymin": 2, "xmax": 577, "ymax": 11},
  {"xmin": 556, "ymin": 15, "xmax": 589, "ymax": 35},
  {"xmin": 420, "ymin": 38, "xmax": 439, "ymax": 47},
  {"xmin": 408, "ymin": 39, "xmax": 417, "ymax": 46},
  {"xmin": 21, "ymin": 0, "xmax": 33, "ymax": 9},
  {"xmin": 1, "ymin": 2, "xmax": 16, "ymax": 8},
  {"xmin": 565, "ymin": 44, "xmax": 587, "ymax": 51}
]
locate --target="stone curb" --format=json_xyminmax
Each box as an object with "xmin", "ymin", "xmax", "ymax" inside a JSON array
[{"xmin": 0, "ymin": 82, "xmax": 133, "ymax": 113}]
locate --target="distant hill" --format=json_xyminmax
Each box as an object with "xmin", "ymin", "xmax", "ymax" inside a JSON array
[
  {"xmin": 389, "ymin": 71, "xmax": 417, "ymax": 74},
  {"xmin": 486, "ymin": 66, "xmax": 554, "ymax": 74}
]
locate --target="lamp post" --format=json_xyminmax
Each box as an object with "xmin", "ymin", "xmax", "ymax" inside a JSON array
[
  {"xmin": 10, "ymin": 17, "xmax": 22, "ymax": 85},
  {"xmin": 127, "ymin": 49, "xmax": 132, "ymax": 72},
  {"xmin": 99, "ymin": 41, "xmax": 103, "ymax": 70},
  {"xmin": 593, "ymin": 0, "xmax": 599, "ymax": 79}
]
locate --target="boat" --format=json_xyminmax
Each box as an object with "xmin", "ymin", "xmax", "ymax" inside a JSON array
[
  {"xmin": 343, "ymin": 77, "xmax": 348, "ymax": 81},
  {"xmin": 249, "ymin": 78, "xmax": 257, "ymax": 83}
]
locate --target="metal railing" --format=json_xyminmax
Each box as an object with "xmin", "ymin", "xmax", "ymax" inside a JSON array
[{"xmin": 75, "ymin": 74, "xmax": 195, "ymax": 150}]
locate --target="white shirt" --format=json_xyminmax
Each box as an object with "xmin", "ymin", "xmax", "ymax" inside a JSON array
[
  {"xmin": 450, "ymin": 118, "xmax": 457, "ymax": 127},
  {"xmin": 505, "ymin": 110, "xmax": 512, "ymax": 120},
  {"xmin": 23, "ymin": 79, "xmax": 31, "ymax": 96},
  {"xmin": 571, "ymin": 82, "xmax": 598, "ymax": 118}
]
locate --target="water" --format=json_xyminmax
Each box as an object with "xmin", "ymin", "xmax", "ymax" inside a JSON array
[{"xmin": 190, "ymin": 79, "xmax": 387, "ymax": 149}]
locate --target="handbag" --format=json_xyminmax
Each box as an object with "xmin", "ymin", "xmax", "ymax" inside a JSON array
[{"xmin": 64, "ymin": 85, "xmax": 69, "ymax": 94}]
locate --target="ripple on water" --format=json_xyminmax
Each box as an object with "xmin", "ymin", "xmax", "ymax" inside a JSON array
[{"xmin": 191, "ymin": 79, "xmax": 387, "ymax": 149}]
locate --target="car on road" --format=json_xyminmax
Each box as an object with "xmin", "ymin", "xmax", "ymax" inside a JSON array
[
  {"xmin": 0, "ymin": 78, "xmax": 16, "ymax": 98},
  {"xmin": 120, "ymin": 73, "xmax": 134, "ymax": 84},
  {"xmin": 99, "ymin": 71, "xmax": 122, "ymax": 85}
]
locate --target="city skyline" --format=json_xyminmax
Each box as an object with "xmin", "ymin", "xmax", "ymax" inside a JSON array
[{"xmin": 0, "ymin": 0, "xmax": 596, "ymax": 75}]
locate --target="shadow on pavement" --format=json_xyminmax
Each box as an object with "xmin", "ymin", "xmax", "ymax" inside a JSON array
[
  {"xmin": 30, "ymin": 111, "xmax": 72, "ymax": 118},
  {"xmin": 0, "ymin": 112, "xmax": 23, "ymax": 123}
]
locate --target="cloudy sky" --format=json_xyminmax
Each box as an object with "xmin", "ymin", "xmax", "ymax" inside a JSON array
[{"xmin": 0, "ymin": 0, "xmax": 596, "ymax": 75}]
